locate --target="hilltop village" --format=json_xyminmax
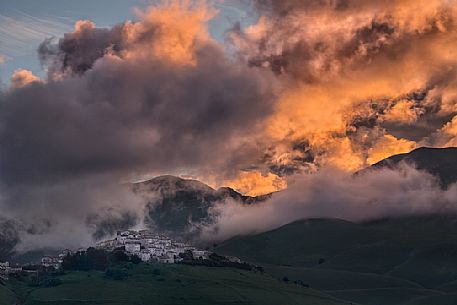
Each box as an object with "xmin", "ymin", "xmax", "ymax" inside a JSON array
[
  {"xmin": 1, "ymin": 229, "xmax": 243, "ymax": 279},
  {"xmin": 102, "ymin": 230, "xmax": 212, "ymax": 263},
  {"xmin": 43, "ymin": 229, "xmax": 216, "ymax": 269}
]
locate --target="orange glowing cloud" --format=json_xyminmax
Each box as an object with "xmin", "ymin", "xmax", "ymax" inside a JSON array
[
  {"xmin": 367, "ymin": 135, "xmax": 416, "ymax": 165},
  {"xmin": 226, "ymin": 171, "xmax": 287, "ymax": 196},
  {"xmin": 9, "ymin": 0, "xmax": 457, "ymax": 198},
  {"xmin": 382, "ymin": 100, "xmax": 424, "ymax": 124},
  {"xmin": 10, "ymin": 69, "xmax": 41, "ymax": 89},
  {"xmin": 230, "ymin": 0, "xmax": 457, "ymax": 176},
  {"xmin": 124, "ymin": 0, "xmax": 216, "ymax": 65}
]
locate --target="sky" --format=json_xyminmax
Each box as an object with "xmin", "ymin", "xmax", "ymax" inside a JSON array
[
  {"xmin": 1, "ymin": 0, "xmax": 457, "ymax": 250},
  {"xmin": 0, "ymin": 0, "xmax": 255, "ymax": 84}
]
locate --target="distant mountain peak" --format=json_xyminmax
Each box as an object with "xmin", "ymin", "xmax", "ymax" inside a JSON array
[
  {"xmin": 363, "ymin": 147, "xmax": 457, "ymax": 187},
  {"xmin": 129, "ymin": 175, "xmax": 270, "ymax": 239},
  {"xmin": 132, "ymin": 175, "xmax": 215, "ymax": 194}
]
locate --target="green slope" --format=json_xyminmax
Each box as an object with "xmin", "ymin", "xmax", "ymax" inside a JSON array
[
  {"xmin": 0, "ymin": 284, "xmax": 16, "ymax": 305},
  {"xmin": 4, "ymin": 264, "xmax": 353, "ymax": 305},
  {"xmin": 329, "ymin": 288, "xmax": 442, "ymax": 305},
  {"xmin": 216, "ymin": 219, "xmax": 388, "ymax": 267},
  {"xmin": 216, "ymin": 216, "xmax": 457, "ymax": 305},
  {"xmin": 406, "ymin": 293, "xmax": 457, "ymax": 305},
  {"xmin": 262, "ymin": 265, "xmax": 421, "ymax": 291}
]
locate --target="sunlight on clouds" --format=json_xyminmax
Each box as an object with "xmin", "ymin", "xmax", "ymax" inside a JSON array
[
  {"xmin": 226, "ymin": 171, "xmax": 287, "ymax": 196},
  {"xmin": 4, "ymin": 0, "xmax": 457, "ymax": 198},
  {"xmin": 10, "ymin": 69, "xmax": 41, "ymax": 89},
  {"xmin": 125, "ymin": 0, "xmax": 216, "ymax": 65}
]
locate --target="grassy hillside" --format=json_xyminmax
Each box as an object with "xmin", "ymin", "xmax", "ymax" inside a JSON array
[
  {"xmin": 405, "ymin": 293, "xmax": 457, "ymax": 305},
  {"xmin": 0, "ymin": 284, "xmax": 16, "ymax": 305},
  {"xmin": 262, "ymin": 265, "xmax": 421, "ymax": 290},
  {"xmin": 216, "ymin": 215, "xmax": 457, "ymax": 305},
  {"xmin": 3, "ymin": 264, "xmax": 353, "ymax": 305},
  {"xmin": 329, "ymin": 288, "xmax": 442, "ymax": 305},
  {"xmin": 216, "ymin": 219, "xmax": 391, "ymax": 267}
]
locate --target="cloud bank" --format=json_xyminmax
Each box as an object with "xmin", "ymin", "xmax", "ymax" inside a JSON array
[
  {"xmin": 0, "ymin": 1, "xmax": 276, "ymax": 251},
  {"xmin": 1, "ymin": 0, "xmax": 457, "ymax": 251},
  {"xmin": 227, "ymin": 0, "xmax": 457, "ymax": 179},
  {"xmin": 202, "ymin": 164, "xmax": 457, "ymax": 241}
]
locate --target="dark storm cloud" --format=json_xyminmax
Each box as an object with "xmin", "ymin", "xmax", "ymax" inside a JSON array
[
  {"xmin": 243, "ymin": 18, "xmax": 399, "ymax": 82},
  {"xmin": 254, "ymin": 0, "xmax": 350, "ymax": 15},
  {"xmin": 233, "ymin": 0, "xmax": 454, "ymax": 84},
  {"xmin": 0, "ymin": 218, "xmax": 21, "ymax": 260},
  {"xmin": 1, "ymin": 38, "xmax": 275, "ymax": 187},
  {"xmin": 39, "ymin": 21, "xmax": 125, "ymax": 75},
  {"xmin": 229, "ymin": 0, "xmax": 457, "ymax": 173},
  {"xmin": 0, "ymin": 2, "xmax": 277, "ymax": 252},
  {"xmin": 2, "ymin": 0, "xmax": 457, "ymax": 253},
  {"xmin": 87, "ymin": 209, "xmax": 139, "ymax": 240}
]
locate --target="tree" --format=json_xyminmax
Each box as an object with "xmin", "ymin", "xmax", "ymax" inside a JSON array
[
  {"xmin": 130, "ymin": 254, "xmax": 141, "ymax": 264},
  {"xmin": 62, "ymin": 248, "xmax": 108, "ymax": 271},
  {"xmin": 109, "ymin": 250, "xmax": 129, "ymax": 264}
]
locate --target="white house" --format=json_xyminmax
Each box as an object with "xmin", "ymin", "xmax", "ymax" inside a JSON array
[
  {"xmin": 157, "ymin": 256, "xmax": 174, "ymax": 264},
  {"xmin": 125, "ymin": 242, "xmax": 141, "ymax": 254},
  {"xmin": 192, "ymin": 250, "xmax": 210, "ymax": 259},
  {"xmin": 41, "ymin": 256, "xmax": 60, "ymax": 269},
  {"xmin": 226, "ymin": 256, "xmax": 241, "ymax": 263},
  {"xmin": 74, "ymin": 229, "xmax": 214, "ymax": 266},
  {"xmin": 0, "ymin": 262, "xmax": 9, "ymax": 269},
  {"xmin": 58, "ymin": 249, "xmax": 72, "ymax": 258},
  {"xmin": 96, "ymin": 239, "xmax": 115, "ymax": 250},
  {"xmin": 139, "ymin": 251, "xmax": 151, "ymax": 262}
]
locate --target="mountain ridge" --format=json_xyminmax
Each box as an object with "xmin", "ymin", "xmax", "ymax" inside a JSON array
[
  {"xmin": 363, "ymin": 147, "xmax": 457, "ymax": 187},
  {"xmin": 2, "ymin": 147, "xmax": 456, "ymax": 263},
  {"xmin": 132, "ymin": 175, "xmax": 271, "ymax": 239}
]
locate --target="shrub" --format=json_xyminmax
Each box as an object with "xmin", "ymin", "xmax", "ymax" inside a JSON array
[
  {"xmin": 45, "ymin": 278, "xmax": 62, "ymax": 287},
  {"xmin": 254, "ymin": 266, "xmax": 264, "ymax": 273},
  {"xmin": 105, "ymin": 267, "xmax": 128, "ymax": 280},
  {"xmin": 62, "ymin": 248, "xmax": 108, "ymax": 271},
  {"xmin": 294, "ymin": 280, "xmax": 310, "ymax": 288},
  {"xmin": 109, "ymin": 250, "xmax": 129, "ymax": 264},
  {"xmin": 130, "ymin": 254, "xmax": 141, "ymax": 264},
  {"xmin": 179, "ymin": 250, "xmax": 193, "ymax": 261}
]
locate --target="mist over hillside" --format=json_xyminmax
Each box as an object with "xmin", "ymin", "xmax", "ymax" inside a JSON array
[
  {"xmin": 363, "ymin": 147, "xmax": 457, "ymax": 188},
  {"xmin": 1, "ymin": 147, "xmax": 457, "ymax": 264},
  {"xmin": 133, "ymin": 175, "xmax": 269, "ymax": 239},
  {"xmin": 2, "ymin": 1, "xmax": 457, "ymax": 304}
]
